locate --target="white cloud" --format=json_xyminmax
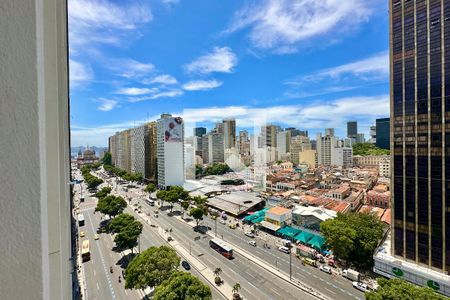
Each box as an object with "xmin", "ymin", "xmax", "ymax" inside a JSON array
[
  {"xmin": 185, "ymin": 47, "xmax": 238, "ymax": 74},
  {"xmin": 128, "ymin": 90, "xmax": 184, "ymax": 102},
  {"xmin": 68, "ymin": 0, "xmax": 152, "ymax": 47},
  {"xmin": 72, "ymin": 95, "xmax": 388, "ymax": 146},
  {"xmin": 181, "ymin": 95, "xmax": 389, "ymax": 133},
  {"xmin": 182, "ymin": 80, "xmax": 223, "ymax": 91},
  {"xmin": 115, "ymin": 87, "xmax": 154, "ymax": 96},
  {"xmin": 96, "ymin": 98, "xmax": 119, "ymax": 111},
  {"xmin": 299, "ymin": 52, "xmax": 389, "ymax": 83},
  {"xmin": 144, "ymin": 74, "xmax": 178, "ymax": 85},
  {"xmin": 107, "ymin": 58, "xmax": 155, "ymax": 79},
  {"xmin": 226, "ymin": 0, "xmax": 371, "ymax": 52},
  {"xmin": 69, "ymin": 59, "xmax": 93, "ymax": 87}
]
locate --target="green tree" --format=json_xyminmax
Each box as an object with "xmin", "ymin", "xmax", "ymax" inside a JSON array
[
  {"xmin": 95, "ymin": 195, "xmax": 127, "ymax": 218},
  {"xmin": 95, "ymin": 186, "xmax": 112, "ymax": 199},
  {"xmin": 353, "ymin": 142, "xmax": 390, "ymax": 156},
  {"xmin": 153, "ymin": 272, "xmax": 212, "ymax": 300},
  {"xmin": 156, "ymin": 190, "xmax": 167, "ymax": 206},
  {"xmin": 232, "ymin": 283, "xmax": 241, "ymax": 300},
  {"xmin": 366, "ymin": 278, "xmax": 446, "ymax": 300},
  {"xmin": 191, "ymin": 195, "xmax": 208, "ymax": 206},
  {"xmin": 181, "ymin": 200, "xmax": 190, "ymax": 217},
  {"xmin": 204, "ymin": 163, "xmax": 231, "ymax": 176},
  {"xmin": 101, "ymin": 151, "xmax": 112, "ymax": 165},
  {"xmin": 144, "ymin": 183, "xmax": 156, "ymax": 193},
  {"xmin": 213, "ymin": 267, "xmax": 222, "ymax": 285},
  {"xmin": 113, "ymin": 220, "xmax": 143, "ymax": 252},
  {"xmin": 190, "ymin": 207, "xmax": 205, "ymax": 228},
  {"xmin": 124, "ymin": 246, "xmax": 180, "ymax": 289},
  {"xmin": 108, "ymin": 213, "xmax": 135, "ymax": 233},
  {"xmin": 165, "ymin": 190, "xmax": 180, "ymax": 213},
  {"xmin": 320, "ymin": 212, "xmax": 385, "ymax": 267},
  {"xmin": 195, "ymin": 164, "xmax": 204, "ymax": 178}
]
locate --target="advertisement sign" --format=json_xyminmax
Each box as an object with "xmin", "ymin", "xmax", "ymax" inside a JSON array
[{"xmin": 164, "ymin": 117, "xmax": 183, "ymax": 142}]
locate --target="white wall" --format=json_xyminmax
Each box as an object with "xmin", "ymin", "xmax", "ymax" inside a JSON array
[{"xmin": 0, "ymin": 0, "xmax": 72, "ymax": 299}]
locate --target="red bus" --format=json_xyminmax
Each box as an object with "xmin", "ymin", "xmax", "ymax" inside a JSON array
[{"xmin": 209, "ymin": 238, "xmax": 233, "ymax": 259}]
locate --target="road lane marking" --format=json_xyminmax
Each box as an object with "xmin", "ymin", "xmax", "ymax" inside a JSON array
[
  {"xmin": 96, "ymin": 282, "xmax": 99, "ymax": 290},
  {"xmin": 87, "ymin": 212, "xmax": 117, "ymax": 300},
  {"xmin": 324, "ymin": 287, "xmax": 336, "ymax": 295}
]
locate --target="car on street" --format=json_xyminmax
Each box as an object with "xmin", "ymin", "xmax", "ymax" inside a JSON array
[
  {"xmin": 352, "ymin": 281, "xmax": 368, "ymax": 292},
  {"xmin": 219, "ymin": 219, "xmax": 226, "ymax": 225},
  {"xmin": 319, "ymin": 265, "xmax": 332, "ymax": 274},
  {"xmin": 94, "ymin": 234, "xmax": 99, "ymax": 240},
  {"xmin": 245, "ymin": 231, "xmax": 255, "ymax": 238},
  {"xmin": 278, "ymin": 246, "xmax": 290, "ymax": 254},
  {"xmin": 248, "ymin": 240, "xmax": 256, "ymax": 247},
  {"xmin": 228, "ymin": 223, "xmax": 236, "ymax": 229},
  {"xmin": 80, "ymin": 231, "xmax": 86, "ymax": 237},
  {"xmin": 181, "ymin": 261, "xmax": 191, "ymax": 270}
]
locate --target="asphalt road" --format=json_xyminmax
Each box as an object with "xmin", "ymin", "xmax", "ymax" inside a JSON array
[{"xmin": 74, "ymin": 170, "xmax": 224, "ymax": 300}]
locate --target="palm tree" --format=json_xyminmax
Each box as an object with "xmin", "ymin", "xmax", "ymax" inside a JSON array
[
  {"xmin": 214, "ymin": 267, "xmax": 222, "ymax": 285},
  {"xmin": 232, "ymin": 282, "xmax": 241, "ymax": 300}
]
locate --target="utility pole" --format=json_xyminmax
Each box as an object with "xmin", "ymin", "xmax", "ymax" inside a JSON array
[{"xmin": 215, "ymin": 217, "xmax": 217, "ymax": 237}]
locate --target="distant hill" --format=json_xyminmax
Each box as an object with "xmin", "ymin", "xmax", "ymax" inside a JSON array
[{"xmin": 71, "ymin": 146, "xmax": 107, "ymax": 157}]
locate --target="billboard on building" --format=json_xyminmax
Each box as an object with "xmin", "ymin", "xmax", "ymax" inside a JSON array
[{"xmin": 164, "ymin": 117, "xmax": 183, "ymax": 142}]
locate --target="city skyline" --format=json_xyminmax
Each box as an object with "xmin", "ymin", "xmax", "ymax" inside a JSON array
[{"xmin": 70, "ymin": 0, "xmax": 389, "ymax": 146}]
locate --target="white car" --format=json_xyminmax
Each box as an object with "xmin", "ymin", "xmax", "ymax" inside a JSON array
[
  {"xmin": 248, "ymin": 240, "xmax": 256, "ymax": 247},
  {"xmin": 245, "ymin": 231, "xmax": 255, "ymax": 238},
  {"xmin": 352, "ymin": 281, "xmax": 368, "ymax": 292},
  {"xmin": 219, "ymin": 219, "xmax": 226, "ymax": 225},
  {"xmin": 319, "ymin": 265, "xmax": 332, "ymax": 274},
  {"xmin": 278, "ymin": 246, "xmax": 290, "ymax": 254}
]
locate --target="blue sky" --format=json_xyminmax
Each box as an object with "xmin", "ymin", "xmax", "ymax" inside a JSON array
[{"xmin": 69, "ymin": 0, "xmax": 389, "ymax": 147}]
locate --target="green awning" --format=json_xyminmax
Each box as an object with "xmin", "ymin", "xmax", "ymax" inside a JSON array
[
  {"xmin": 277, "ymin": 226, "xmax": 302, "ymax": 238},
  {"xmin": 307, "ymin": 235, "xmax": 326, "ymax": 250},
  {"xmin": 294, "ymin": 231, "xmax": 314, "ymax": 243},
  {"xmin": 252, "ymin": 216, "xmax": 265, "ymax": 224}
]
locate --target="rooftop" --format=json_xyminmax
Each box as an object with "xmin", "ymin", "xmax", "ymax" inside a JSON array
[{"xmin": 267, "ymin": 206, "xmax": 291, "ymax": 215}]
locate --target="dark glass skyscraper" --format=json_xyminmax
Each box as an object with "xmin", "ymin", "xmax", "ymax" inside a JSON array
[
  {"xmin": 347, "ymin": 121, "xmax": 357, "ymax": 139},
  {"xmin": 391, "ymin": 0, "xmax": 449, "ymax": 273},
  {"xmin": 194, "ymin": 127, "xmax": 206, "ymax": 137},
  {"xmin": 376, "ymin": 118, "xmax": 390, "ymax": 150}
]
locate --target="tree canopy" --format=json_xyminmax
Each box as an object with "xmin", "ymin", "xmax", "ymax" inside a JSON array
[
  {"xmin": 103, "ymin": 164, "xmax": 142, "ymax": 182},
  {"xmin": 196, "ymin": 163, "xmax": 231, "ymax": 178},
  {"xmin": 101, "ymin": 151, "xmax": 112, "ymax": 165},
  {"xmin": 365, "ymin": 278, "xmax": 446, "ymax": 300},
  {"xmin": 108, "ymin": 213, "xmax": 135, "ymax": 233},
  {"xmin": 80, "ymin": 166, "xmax": 103, "ymax": 189},
  {"xmin": 320, "ymin": 212, "xmax": 384, "ymax": 267},
  {"xmin": 95, "ymin": 195, "xmax": 127, "ymax": 218},
  {"xmin": 353, "ymin": 143, "xmax": 390, "ymax": 156},
  {"xmin": 153, "ymin": 272, "xmax": 212, "ymax": 300},
  {"xmin": 95, "ymin": 186, "xmax": 112, "ymax": 199},
  {"xmin": 144, "ymin": 183, "xmax": 156, "ymax": 193},
  {"xmin": 190, "ymin": 207, "xmax": 206, "ymax": 227},
  {"xmin": 109, "ymin": 213, "xmax": 143, "ymax": 252},
  {"xmin": 124, "ymin": 246, "xmax": 180, "ymax": 289}
]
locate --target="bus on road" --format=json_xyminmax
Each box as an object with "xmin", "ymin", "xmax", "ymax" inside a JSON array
[
  {"xmin": 209, "ymin": 238, "xmax": 233, "ymax": 259},
  {"xmin": 81, "ymin": 240, "xmax": 90, "ymax": 262},
  {"xmin": 78, "ymin": 213, "xmax": 85, "ymax": 226}
]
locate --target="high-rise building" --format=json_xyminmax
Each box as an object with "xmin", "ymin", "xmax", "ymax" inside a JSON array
[
  {"xmin": 356, "ymin": 133, "xmax": 365, "ymax": 144},
  {"xmin": 194, "ymin": 127, "xmax": 206, "ymax": 137},
  {"xmin": 347, "ymin": 121, "xmax": 357, "ymax": 139},
  {"xmin": 276, "ymin": 130, "xmax": 291, "ymax": 160},
  {"xmin": 376, "ymin": 118, "xmax": 390, "ymax": 150},
  {"xmin": 290, "ymin": 135, "xmax": 311, "ymax": 164},
  {"xmin": 261, "ymin": 125, "xmax": 281, "ymax": 147},
  {"xmin": 316, "ymin": 133, "xmax": 337, "ymax": 166},
  {"xmin": 369, "ymin": 124, "xmax": 377, "ymax": 144},
  {"xmin": 157, "ymin": 114, "xmax": 185, "ymax": 188},
  {"xmin": 286, "ymin": 127, "xmax": 308, "ymax": 137},
  {"xmin": 207, "ymin": 132, "xmax": 225, "ymax": 163},
  {"xmin": 325, "ymin": 128, "xmax": 335, "ymax": 137},
  {"xmin": 238, "ymin": 130, "xmax": 250, "ymax": 156},
  {"xmin": 373, "ymin": 1, "xmax": 450, "ymax": 296},
  {"xmin": 223, "ymin": 118, "xmax": 236, "ymax": 150}
]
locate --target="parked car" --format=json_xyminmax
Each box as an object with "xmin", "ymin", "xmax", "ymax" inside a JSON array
[
  {"xmin": 181, "ymin": 261, "xmax": 191, "ymax": 270},
  {"xmin": 248, "ymin": 240, "xmax": 256, "ymax": 247},
  {"xmin": 319, "ymin": 265, "xmax": 332, "ymax": 274},
  {"xmin": 219, "ymin": 219, "xmax": 226, "ymax": 225},
  {"xmin": 278, "ymin": 246, "xmax": 290, "ymax": 254},
  {"xmin": 228, "ymin": 223, "xmax": 236, "ymax": 229},
  {"xmin": 352, "ymin": 281, "xmax": 368, "ymax": 292},
  {"xmin": 245, "ymin": 231, "xmax": 255, "ymax": 238},
  {"xmin": 94, "ymin": 234, "xmax": 99, "ymax": 240},
  {"xmin": 80, "ymin": 231, "xmax": 86, "ymax": 237}
]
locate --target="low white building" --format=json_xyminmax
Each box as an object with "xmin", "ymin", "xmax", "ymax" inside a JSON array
[{"xmin": 292, "ymin": 206, "xmax": 337, "ymax": 231}]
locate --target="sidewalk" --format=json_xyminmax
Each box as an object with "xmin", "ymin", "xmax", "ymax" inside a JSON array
[{"xmin": 174, "ymin": 215, "xmax": 329, "ymax": 300}]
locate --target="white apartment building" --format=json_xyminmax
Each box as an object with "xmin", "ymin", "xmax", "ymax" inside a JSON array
[
  {"xmin": 316, "ymin": 133, "xmax": 337, "ymax": 166},
  {"xmin": 331, "ymin": 146, "xmax": 353, "ymax": 168},
  {"xmin": 379, "ymin": 157, "xmax": 390, "ymax": 177},
  {"xmin": 157, "ymin": 114, "xmax": 185, "ymax": 188},
  {"xmin": 276, "ymin": 130, "xmax": 291, "ymax": 160}
]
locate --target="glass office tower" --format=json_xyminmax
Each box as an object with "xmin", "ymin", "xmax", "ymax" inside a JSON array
[{"xmin": 391, "ymin": 0, "xmax": 449, "ymax": 273}]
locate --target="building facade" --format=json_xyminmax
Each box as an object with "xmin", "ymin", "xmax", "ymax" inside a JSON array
[
  {"xmin": 374, "ymin": 1, "xmax": 450, "ymax": 296},
  {"xmin": 376, "ymin": 118, "xmax": 390, "ymax": 150},
  {"xmin": 223, "ymin": 119, "xmax": 236, "ymax": 150},
  {"xmin": 347, "ymin": 121, "xmax": 357, "ymax": 139},
  {"xmin": 276, "ymin": 130, "xmax": 291, "ymax": 160},
  {"xmin": 157, "ymin": 114, "xmax": 185, "ymax": 188}
]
